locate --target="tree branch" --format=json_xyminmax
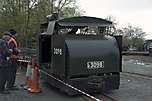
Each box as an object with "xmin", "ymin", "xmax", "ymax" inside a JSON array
[{"xmin": 59, "ymin": 0, "xmax": 68, "ymax": 11}]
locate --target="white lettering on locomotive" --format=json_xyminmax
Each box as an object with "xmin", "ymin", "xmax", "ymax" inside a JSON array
[
  {"xmin": 54, "ymin": 48, "xmax": 62, "ymax": 55},
  {"xmin": 87, "ymin": 61, "xmax": 104, "ymax": 69}
]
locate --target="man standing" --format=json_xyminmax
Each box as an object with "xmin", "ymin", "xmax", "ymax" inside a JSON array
[
  {"xmin": 0, "ymin": 35, "xmax": 12, "ymax": 94},
  {"xmin": 5, "ymin": 29, "xmax": 20, "ymax": 90}
]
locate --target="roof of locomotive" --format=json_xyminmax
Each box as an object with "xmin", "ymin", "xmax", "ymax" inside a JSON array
[{"xmin": 56, "ymin": 16, "xmax": 113, "ymax": 27}]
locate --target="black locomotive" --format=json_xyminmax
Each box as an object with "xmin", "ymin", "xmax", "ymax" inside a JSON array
[{"xmin": 39, "ymin": 14, "xmax": 122, "ymax": 95}]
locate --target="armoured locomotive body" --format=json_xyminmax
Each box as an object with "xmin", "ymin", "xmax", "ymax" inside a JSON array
[{"xmin": 39, "ymin": 15, "xmax": 122, "ymax": 95}]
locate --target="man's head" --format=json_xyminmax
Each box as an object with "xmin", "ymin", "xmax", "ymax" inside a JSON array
[{"xmin": 9, "ymin": 29, "xmax": 17, "ymax": 36}]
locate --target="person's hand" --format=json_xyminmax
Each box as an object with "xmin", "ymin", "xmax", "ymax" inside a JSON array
[
  {"xmin": 9, "ymin": 49, "xmax": 13, "ymax": 53},
  {"xmin": 6, "ymin": 57, "xmax": 10, "ymax": 60}
]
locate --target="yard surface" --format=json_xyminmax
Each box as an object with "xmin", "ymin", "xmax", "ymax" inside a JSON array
[{"xmin": 0, "ymin": 55, "xmax": 152, "ymax": 101}]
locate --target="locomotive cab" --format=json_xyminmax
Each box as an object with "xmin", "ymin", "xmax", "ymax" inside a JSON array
[{"xmin": 39, "ymin": 15, "xmax": 122, "ymax": 94}]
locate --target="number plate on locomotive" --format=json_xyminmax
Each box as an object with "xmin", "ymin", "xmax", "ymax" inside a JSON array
[{"xmin": 87, "ymin": 61, "xmax": 104, "ymax": 69}]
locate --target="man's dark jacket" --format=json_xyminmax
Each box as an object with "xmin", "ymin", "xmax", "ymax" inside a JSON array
[{"xmin": 0, "ymin": 39, "xmax": 11, "ymax": 67}]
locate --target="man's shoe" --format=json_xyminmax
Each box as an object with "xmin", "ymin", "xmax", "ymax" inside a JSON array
[{"xmin": 0, "ymin": 90, "xmax": 11, "ymax": 94}]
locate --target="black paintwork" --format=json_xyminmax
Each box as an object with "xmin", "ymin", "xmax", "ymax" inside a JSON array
[{"xmin": 39, "ymin": 15, "xmax": 122, "ymax": 95}]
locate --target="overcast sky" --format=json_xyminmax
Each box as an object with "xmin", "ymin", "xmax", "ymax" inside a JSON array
[{"xmin": 77, "ymin": 0, "xmax": 152, "ymax": 39}]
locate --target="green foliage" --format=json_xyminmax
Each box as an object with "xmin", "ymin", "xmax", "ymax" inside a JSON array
[
  {"xmin": 0, "ymin": 0, "xmax": 83, "ymax": 47},
  {"xmin": 122, "ymin": 25, "xmax": 146, "ymax": 38},
  {"xmin": 105, "ymin": 16, "xmax": 145, "ymax": 51},
  {"xmin": 120, "ymin": 24, "xmax": 145, "ymax": 51},
  {"xmin": 131, "ymin": 37, "xmax": 144, "ymax": 50}
]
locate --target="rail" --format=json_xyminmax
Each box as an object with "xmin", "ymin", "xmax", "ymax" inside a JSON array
[
  {"xmin": 122, "ymin": 51, "xmax": 149, "ymax": 56},
  {"xmin": 82, "ymin": 93, "xmax": 118, "ymax": 101},
  {"xmin": 122, "ymin": 72, "xmax": 152, "ymax": 80}
]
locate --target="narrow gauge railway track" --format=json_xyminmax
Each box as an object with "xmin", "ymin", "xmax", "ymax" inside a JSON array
[
  {"xmin": 82, "ymin": 93, "xmax": 118, "ymax": 101},
  {"xmin": 122, "ymin": 72, "xmax": 152, "ymax": 80}
]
